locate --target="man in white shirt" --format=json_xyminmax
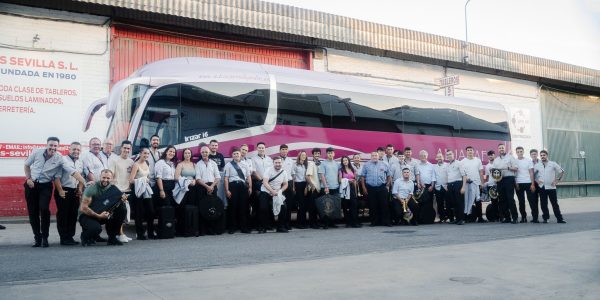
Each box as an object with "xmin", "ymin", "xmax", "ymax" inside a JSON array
[
  {"xmin": 81, "ymin": 137, "xmax": 105, "ymax": 182},
  {"xmin": 484, "ymin": 150, "xmax": 500, "ymax": 221},
  {"xmin": 460, "ymin": 146, "xmax": 485, "ymax": 223},
  {"xmin": 279, "ymin": 144, "xmax": 295, "ymax": 230},
  {"xmin": 259, "ymin": 157, "xmax": 289, "ymax": 233},
  {"xmin": 530, "ymin": 148, "xmax": 542, "ymax": 220},
  {"xmin": 492, "ymin": 144, "xmax": 519, "ymax": 224},
  {"xmin": 250, "ymin": 142, "xmax": 273, "ymax": 230},
  {"xmin": 416, "ymin": 150, "xmax": 436, "ymax": 224},
  {"xmin": 446, "ymin": 150, "xmax": 467, "ymax": 225},
  {"xmin": 53, "ymin": 142, "xmax": 84, "ymax": 245},
  {"xmin": 305, "ymin": 148, "xmax": 322, "ymax": 229},
  {"xmin": 534, "ymin": 150, "xmax": 566, "ymax": 223},
  {"xmin": 195, "ymin": 145, "xmax": 223, "ymax": 235},
  {"xmin": 109, "ymin": 140, "xmax": 135, "ymax": 242},
  {"xmin": 383, "ymin": 144, "xmax": 400, "ymax": 167},
  {"xmin": 392, "ymin": 168, "xmax": 418, "ymax": 226},
  {"xmin": 433, "ymin": 152, "xmax": 450, "ymax": 222},
  {"xmin": 514, "ymin": 146, "xmax": 536, "ymax": 223},
  {"xmin": 99, "ymin": 139, "xmax": 115, "ymax": 167}
]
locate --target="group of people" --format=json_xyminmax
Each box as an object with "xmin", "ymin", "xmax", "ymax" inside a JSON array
[{"xmin": 22, "ymin": 135, "xmax": 567, "ymax": 248}]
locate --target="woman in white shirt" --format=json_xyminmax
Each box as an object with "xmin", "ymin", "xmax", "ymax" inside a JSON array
[
  {"xmin": 292, "ymin": 151, "xmax": 309, "ymax": 229},
  {"xmin": 128, "ymin": 148, "xmax": 153, "ymax": 240},
  {"xmin": 154, "ymin": 145, "xmax": 179, "ymax": 234}
]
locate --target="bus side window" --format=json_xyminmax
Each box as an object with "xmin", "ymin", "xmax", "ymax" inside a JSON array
[{"xmin": 179, "ymin": 83, "xmax": 269, "ymax": 141}]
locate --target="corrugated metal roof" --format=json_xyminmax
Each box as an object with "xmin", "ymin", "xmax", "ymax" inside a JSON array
[{"xmin": 24, "ymin": 0, "xmax": 600, "ymax": 90}]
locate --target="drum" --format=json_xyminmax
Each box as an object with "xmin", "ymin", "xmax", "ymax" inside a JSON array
[{"xmin": 199, "ymin": 193, "xmax": 225, "ymax": 220}]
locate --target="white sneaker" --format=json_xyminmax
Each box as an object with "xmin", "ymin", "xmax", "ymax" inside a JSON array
[
  {"xmin": 122, "ymin": 234, "xmax": 133, "ymax": 241},
  {"xmin": 117, "ymin": 235, "xmax": 129, "ymax": 243}
]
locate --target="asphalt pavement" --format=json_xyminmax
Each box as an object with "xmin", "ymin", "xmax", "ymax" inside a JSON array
[{"xmin": 1, "ymin": 197, "xmax": 599, "ymax": 299}]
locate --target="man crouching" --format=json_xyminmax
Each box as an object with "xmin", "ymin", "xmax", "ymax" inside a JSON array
[{"xmin": 79, "ymin": 169, "xmax": 128, "ymax": 246}]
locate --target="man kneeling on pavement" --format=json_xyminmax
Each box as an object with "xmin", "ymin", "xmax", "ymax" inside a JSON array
[{"xmin": 79, "ymin": 169, "xmax": 128, "ymax": 246}]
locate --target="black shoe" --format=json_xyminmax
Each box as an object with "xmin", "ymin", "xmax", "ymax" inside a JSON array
[
  {"xmin": 384, "ymin": 223, "xmax": 392, "ymax": 227},
  {"xmin": 41, "ymin": 238, "xmax": 49, "ymax": 248},
  {"xmin": 276, "ymin": 228, "xmax": 288, "ymax": 233},
  {"xmin": 137, "ymin": 235, "xmax": 148, "ymax": 240},
  {"xmin": 543, "ymin": 219, "xmax": 548, "ymax": 223},
  {"xmin": 502, "ymin": 219, "xmax": 511, "ymax": 223},
  {"xmin": 285, "ymin": 225, "xmax": 292, "ymax": 231},
  {"xmin": 228, "ymin": 230, "xmax": 235, "ymax": 234},
  {"xmin": 107, "ymin": 237, "xmax": 123, "ymax": 246},
  {"xmin": 511, "ymin": 219, "xmax": 518, "ymax": 224},
  {"xmin": 329, "ymin": 224, "xmax": 338, "ymax": 228},
  {"xmin": 557, "ymin": 219, "xmax": 566, "ymax": 224},
  {"xmin": 60, "ymin": 239, "xmax": 79, "ymax": 246},
  {"xmin": 520, "ymin": 218, "xmax": 527, "ymax": 223},
  {"xmin": 477, "ymin": 218, "xmax": 488, "ymax": 223},
  {"xmin": 455, "ymin": 220, "xmax": 464, "ymax": 225},
  {"xmin": 411, "ymin": 222, "xmax": 419, "ymax": 226},
  {"xmin": 96, "ymin": 236, "xmax": 108, "ymax": 243},
  {"xmin": 32, "ymin": 237, "xmax": 42, "ymax": 247},
  {"xmin": 0, "ymin": 224, "xmax": 5, "ymax": 230},
  {"xmin": 369, "ymin": 223, "xmax": 377, "ymax": 227},
  {"xmin": 310, "ymin": 225, "xmax": 320, "ymax": 229},
  {"xmin": 531, "ymin": 219, "xmax": 539, "ymax": 223},
  {"xmin": 81, "ymin": 239, "xmax": 92, "ymax": 247},
  {"xmin": 241, "ymin": 229, "xmax": 252, "ymax": 234}
]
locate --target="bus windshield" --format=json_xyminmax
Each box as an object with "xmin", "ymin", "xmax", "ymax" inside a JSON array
[{"xmin": 106, "ymin": 84, "xmax": 149, "ymax": 148}]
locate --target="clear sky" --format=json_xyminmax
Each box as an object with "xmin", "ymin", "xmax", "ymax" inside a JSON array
[{"xmin": 266, "ymin": 0, "xmax": 600, "ymax": 70}]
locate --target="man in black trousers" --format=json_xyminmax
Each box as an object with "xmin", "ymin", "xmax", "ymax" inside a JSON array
[
  {"xmin": 24, "ymin": 137, "xmax": 87, "ymax": 247},
  {"xmin": 53, "ymin": 142, "xmax": 84, "ymax": 245}
]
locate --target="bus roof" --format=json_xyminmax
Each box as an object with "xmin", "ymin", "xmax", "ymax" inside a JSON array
[{"xmin": 106, "ymin": 57, "xmax": 505, "ymax": 116}]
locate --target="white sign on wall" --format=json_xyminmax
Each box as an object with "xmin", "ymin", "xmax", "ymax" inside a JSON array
[{"xmin": 0, "ymin": 50, "xmax": 83, "ymax": 158}]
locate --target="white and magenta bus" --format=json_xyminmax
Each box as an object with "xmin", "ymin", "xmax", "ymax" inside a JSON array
[{"xmin": 84, "ymin": 57, "xmax": 510, "ymax": 160}]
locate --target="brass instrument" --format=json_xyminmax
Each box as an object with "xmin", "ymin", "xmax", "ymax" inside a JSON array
[
  {"xmin": 488, "ymin": 185, "xmax": 499, "ymax": 200},
  {"xmin": 491, "ymin": 168, "xmax": 503, "ymax": 182},
  {"xmin": 413, "ymin": 188, "xmax": 424, "ymax": 202},
  {"xmin": 400, "ymin": 196, "xmax": 413, "ymax": 222}
]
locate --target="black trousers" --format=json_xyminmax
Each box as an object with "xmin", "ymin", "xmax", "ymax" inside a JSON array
[
  {"xmin": 294, "ymin": 182, "xmax": 309, "ymax": 227},
  {"xmin": 258, "ymin": 191, "xmax": 286, "ymax": 230},
  {"xmin": 79, "ymin": 204, "xmax": 126, "ymax": 242},
  {"xmin": 434, "ymin": 187, "xmax": 451, "ymax": 221},
  {"xmin": 54, "ymin": 187, "xmax": 80, "ymax": 241},
  {"xmin": 367, "ymin": 185, "xmax": 390, "ymax": 226},
  {"xmin": 392, "ymin": 198, "xmax": 419, "ymax": 225},
  {"xmin": 342, "ymin": 182, "xmax": 359, "ymax": 226},
  {"xmin": 418, "ymin": 184, "xmax": 434, "ymax": 223},
  {"xmin": 516, "ymin": 182, "xmax": 538, "ymax": 220},
  {"xmin": 24, "ymin": 181, "xmax": 53, "ymax": 239},
  {"xmin": 197, "ymin": 184, "xmax": 225, "ymax": 235},
  {"xmin": 540, "ymin": 187, "xmax": 563, "ymax": 221},
  {"xmin": 131, "ymin": 190, "xmax": 155, "ymax": 237},
  {"xmin": 447, "ymin": 181, "xmax": 463, "ymax": 222},
  {"xmin": 226, "ymin": 181, "xmax": 250, "ymax": 232},
  {"xmin": 306, "ymin": 187, "xmax": 320, "ymax": 227},
  {"xmin": 282, "ymin": 180, "xmax": 295, "ymax": 228},
  {"xmin": 250, "ymin": 179, "xmax": 262, "ymax": 229},
  {"xmin": 498, "ymin": 176, "xmax": 518, "ymax": 221}
]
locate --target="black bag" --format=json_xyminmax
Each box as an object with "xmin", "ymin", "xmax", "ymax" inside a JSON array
[
  {"xmin": 157, "ymin": 206, "xmax": 175, "ymax": 239},
  {"xmin": 486, "ymin": 202, "xmax": 498, "ymax": 222},
  {"xmin": 89, "ymin": 185, "xmax": 123, "ymax": 214},
  {"xmin": 184, "ymin": 205, "xmax": 199, "ymax": 237},
  {"xmin": 199, "ymin": 194, "xmax": 225, "ymax": 221},
  {"xmin": 315, "ymin": 194, "xmax": 342, "ymax": 219}
]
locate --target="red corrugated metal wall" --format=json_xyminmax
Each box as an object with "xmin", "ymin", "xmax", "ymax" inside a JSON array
[{"xmin": 111, "ymin": 25, "xmax": 312, "ymax": 84}]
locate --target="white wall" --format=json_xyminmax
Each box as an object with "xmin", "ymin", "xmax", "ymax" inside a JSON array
[
  {"xmin": 313, "ymin": 49, "xmax": 543, "ymax": 154},
  {"xmin": 0, "ymin": 4, "xmax": 110, "ymax": 176}
]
